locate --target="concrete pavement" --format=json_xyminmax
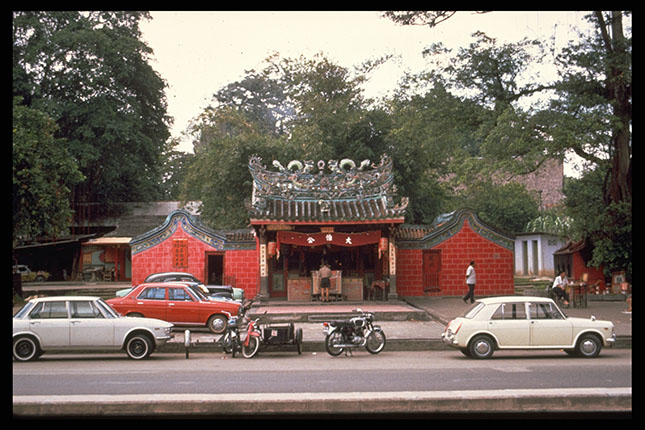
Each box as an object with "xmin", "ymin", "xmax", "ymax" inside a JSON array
[{"xmin": 13, "ymin": 388, "xmax": 632, "ymax": 417}]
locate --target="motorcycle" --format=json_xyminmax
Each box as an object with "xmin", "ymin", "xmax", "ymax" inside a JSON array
[
  {"xmin": 322, "ymin": 309, "xmax": 386, "ymax": 356},
  {"xmin": 220, "ymin": 299, "xmax": 262, "ymax": 359}
]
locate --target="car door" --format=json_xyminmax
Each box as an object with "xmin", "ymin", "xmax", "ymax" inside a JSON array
[
  {"xmin": 27, "ymin": 301, "xmax": 70, "ymax": 347},
  {"xmin": 69, "ymin": 300, "xmax": 114, "ymax": 347},
  {"xmin": 134, "ymin": 286, "xmax": 168, "ymax": 320},
  {"xmin": 529, "ymin": 302, "xmax": 573, "ymax": 346},
  {"xmin": 487, "ymin": 302, "xmax": 530, "ymax": 347},
  {"xmin": 167, "ymin": 286, "xmax": 200, "ymax": 323}
]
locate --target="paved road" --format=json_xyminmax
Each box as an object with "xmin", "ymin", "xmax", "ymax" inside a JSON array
[{"xmin": 13, "ymin": 350, "xmax": 631, "ymax": 396}]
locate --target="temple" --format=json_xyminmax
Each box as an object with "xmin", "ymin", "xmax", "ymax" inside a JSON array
[
  {"xmin": 246, "ymin": 155, "xmax": 408, "ymax": 300},
  {"xmin": 129, "ymin": 155, "xmax": 515, "ymax": 300}
]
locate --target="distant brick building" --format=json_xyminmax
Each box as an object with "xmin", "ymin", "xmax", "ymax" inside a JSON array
[
  {"xmin": 129, "ymin": 156, "xmax": 515, "ymax": 299},
  {"xmin": 512, "ymin": 158, "xmax": 565, "ymax": 210}
]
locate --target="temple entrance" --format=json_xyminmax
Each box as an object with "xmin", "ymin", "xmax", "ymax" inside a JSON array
[
  {"xmin": 206, "ymin": 252, "xmax": 224, "ymax": 285},
  {"xmin": 266, "ymin": 230, "xmax": 385, "ymax": 300}
]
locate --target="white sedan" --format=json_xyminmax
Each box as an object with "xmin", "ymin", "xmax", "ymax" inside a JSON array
[
  {"xmin": 441, "ymin": 296, "xmax": 615, "ymax": 359},
  {"xmin": 13, "ymin": 296, "xmax": 173, "ymax": 361}
]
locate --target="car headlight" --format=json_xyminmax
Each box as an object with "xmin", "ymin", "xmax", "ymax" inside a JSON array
[{"xmin": 156, "ymin": 326, "xmax": 172, "ymax": 336}]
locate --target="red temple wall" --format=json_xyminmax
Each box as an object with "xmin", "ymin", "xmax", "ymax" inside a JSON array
[{"xmin": 396, "ymin": 221, "xmax": 514, "ymax": 297}]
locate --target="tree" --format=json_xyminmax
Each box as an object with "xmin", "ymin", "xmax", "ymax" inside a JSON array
[
  {"xmin": 184, "ymin": 54, "xmax": 396, "ymax": 228},
  {"xmin": 384, "ymin": 10, "xmax": 631, "ymax": 275},
  {"xmin": 565, "ymin": 169, "xmax": 631, "ymax": 281},
  {"xmin": 384, "ymin": 11, "xmax": 632, "ymax": 204},
  {"xmin": 13, "ymin": 11, "xmax": 171, "ymax": 211},
  {"xmin": 13, "ymin": 98, "xmax": 84, "ymax": 245},
  {"xmin": 184, "ymin": 107, "xmax": 280, "ymax": 228},
  {"xmin": 551, "ymin": 11, "xmax": 631, "ymax": 205}
]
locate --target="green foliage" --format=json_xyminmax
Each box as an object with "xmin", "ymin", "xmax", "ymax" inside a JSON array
[
  {"xmin": 525, "ymin": 209, "xmax": 572, "ymax": 237},
  {"xmin": 446, "ymin": 181, "xmax": 539, "ymax": 233},
  {"xmin": 564, "ymin": 168, "xmax": 632, "ymax": 281},
  {"xmin": 13, "ymin": 11, "xmax": 171, "ymax": 207},
  {"xmin": 13, "ymin": 98, "xmax": 84, "ymax": 244}
]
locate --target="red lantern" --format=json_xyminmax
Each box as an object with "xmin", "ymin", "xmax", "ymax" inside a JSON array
[
  {"xmin": 378, "ymin": 237, "xmax": 388, "ymax": 259},
  {"xmin": 267, "ymin": 241, "xmax": 277, "ymax": 257}
]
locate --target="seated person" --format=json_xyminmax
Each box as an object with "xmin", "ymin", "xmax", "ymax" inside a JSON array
[{"xmin": 552, "ymin": 271, "xmax": 570, "ymax": 305}]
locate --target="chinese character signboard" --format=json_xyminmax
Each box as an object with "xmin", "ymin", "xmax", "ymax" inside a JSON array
[{"xmin": 173, "ymin": 239, "xmax": 188, "ymax": 268}]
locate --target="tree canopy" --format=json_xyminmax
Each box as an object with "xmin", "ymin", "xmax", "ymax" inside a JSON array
[{"xmin": 13, "ymin": 11, "xmax": 172, "ymax": 217}]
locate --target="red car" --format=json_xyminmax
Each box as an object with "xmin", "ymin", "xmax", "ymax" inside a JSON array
[{"xmin": 107, "ymin": 282, "xmax": 240, "ymax": 334}]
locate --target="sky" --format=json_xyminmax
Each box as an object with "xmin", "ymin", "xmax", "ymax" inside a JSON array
[{"xmin": 139, "ymin": 11, "xmax": 589, "ymax": 175}]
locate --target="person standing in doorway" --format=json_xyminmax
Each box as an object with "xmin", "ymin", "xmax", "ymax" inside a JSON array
[
  {"xmin": 463, "ymin": 261, "xmax": 476, "ymax": 304},
  {"xmin": 319, "ymin": 261, "xmax": 332, "ymax": 302}
]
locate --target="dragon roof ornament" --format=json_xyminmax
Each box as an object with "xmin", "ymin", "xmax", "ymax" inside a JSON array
[{"xmin": 249, "ymin": 154, "xmax": 397, "ymax": 202}]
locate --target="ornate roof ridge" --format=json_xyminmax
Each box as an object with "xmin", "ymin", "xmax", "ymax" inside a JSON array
[{"xmin": 249, "ymin": 154, "xmax": 396, "ymax": 201}]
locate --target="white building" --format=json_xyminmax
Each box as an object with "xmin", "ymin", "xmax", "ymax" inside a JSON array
[{"xmin": 514, "ymin": 232, "xmax": 567, "ymax": 278}]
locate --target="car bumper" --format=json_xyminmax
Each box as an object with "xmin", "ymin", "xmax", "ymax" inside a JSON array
[
  {"xmin": 440, "ymin": 331, "xmax": 460, "ymax": 348},
  {"xmin": 154, "ymin": 332, "xmax": 174, "ymax": 347},
  {"xmin": 605, "ymin": 333, "xmax": 616, "ymax": 347}
]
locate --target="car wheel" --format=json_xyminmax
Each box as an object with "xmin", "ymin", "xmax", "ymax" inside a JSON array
[
  {"xmin": 576, "ymin": 334, "xmax": 602, "ymax": 358},
  {"xmin": 468, "ymin": 335, "xmax": 495, "ymax": 359},
  {"xmin": 13, "ymin": 336, "xmax": 40, "ymax": 361},
  {"xmin": 126, "ymin": 312, "xmax": 144, "ymax": 318},
  {"xmin": 125, "ymin": 334, "xmax": 153, "ymax": 360},
  {"xmin": 207, "ymin": 314, "xmax": 227, "ymax": 334}
]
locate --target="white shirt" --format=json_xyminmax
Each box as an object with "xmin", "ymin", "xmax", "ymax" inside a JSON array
[
  {"xmin": 466, "ymin": 265, "xmax": 476, "ymax": 284},
  {"xmin": 552, "ymin": 275, "xmax": 568, "ymax": 290}
]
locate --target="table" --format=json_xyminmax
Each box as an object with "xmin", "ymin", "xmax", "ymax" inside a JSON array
[{"xmin": 568, "ymin": 283, "xmax": 588, "ymax": 308}]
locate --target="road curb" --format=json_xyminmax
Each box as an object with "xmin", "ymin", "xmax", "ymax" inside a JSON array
[{"xmin": 13, "ymin": 388, "xmax": 631, "ymax": 416}]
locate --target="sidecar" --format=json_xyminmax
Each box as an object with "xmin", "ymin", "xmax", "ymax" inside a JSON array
[{"xmin": 260, "ymin": 322, "xmax": 303, "ymax": 354}]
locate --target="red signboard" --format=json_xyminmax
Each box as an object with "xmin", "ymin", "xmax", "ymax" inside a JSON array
[
  {"xmin": 277, "ymin": 230, "xmax": 380, "ymax": 248},
  {"xmin": 172, "ymin": 239, "xmax": 188, "ymax": 268}
]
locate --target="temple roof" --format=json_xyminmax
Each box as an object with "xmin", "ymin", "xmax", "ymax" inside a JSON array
[{"xmin": 246, "ymin": 155, "xmax": 408, "ymax": 224}]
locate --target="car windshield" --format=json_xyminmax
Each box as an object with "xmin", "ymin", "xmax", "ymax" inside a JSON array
[
  {"xmin": 13, "ymin": 301, "xmax": 35, "ymax": 319},
  {"xmin": 186, "ymin": 285, "xmax": 209, "ymax": 301},
  {"xmin": 461, "ymin": 302, "xmax": 485, "ymax": 319},
  {"xmin": 96, "ymin": 298, "xmax": 120, "ymax": 318}
]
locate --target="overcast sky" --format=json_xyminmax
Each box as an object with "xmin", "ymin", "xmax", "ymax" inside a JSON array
[{"xmin": 139, "ymin": 11, "xmax": 588, "ymax": 174}]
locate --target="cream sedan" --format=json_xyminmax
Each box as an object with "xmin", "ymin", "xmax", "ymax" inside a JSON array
[
  {"xmin": 441, "ymin": 296, "xmax": 615, "ymax": 359},
  {"xmin": 13, "ymin": 296, "xmax": 173, "ymax": 361}
]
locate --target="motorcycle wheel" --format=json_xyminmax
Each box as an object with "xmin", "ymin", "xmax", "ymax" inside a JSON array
[
  {"xmin": 295, "ymin": 328, "xmax": 303, "ymax": 355},
  {"xmin": 325, "ymin": 332, "xmax": 344, "ymax": 356},
  {"xmin": 242, "ymin": 336, "xmax": 260, "ymax": 359},
  {"xmin": 365, "ymin": 330, "xmax": 386, "ymax": 354},
  {"xmin": 221, "ymin": 332, "xmax": 233, "ymax": 354}
]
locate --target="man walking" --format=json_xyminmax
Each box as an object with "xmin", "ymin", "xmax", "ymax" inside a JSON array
[{"xmin": 463, "ymin": 261, "xmax": 476, "ymax": 304}]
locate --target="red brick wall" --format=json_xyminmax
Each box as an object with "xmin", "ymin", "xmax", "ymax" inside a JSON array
[
  {"xmin": 131, "ymin": 223, "xmax": 261, "ymax": 298},
  {"xmin": 224, "ymin": 249, "xmax": 259, "ymax": 298},
  {"xmin": 131, "ymin": 223, "xmax": 216, "ymax": 285},
  {"xmin": 572, "ymin": 252, "xmax": 607, "ymax": 291},
  {"xmin": 396, "ymin": 220, "xmax": 514, "ymax": 297}
]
